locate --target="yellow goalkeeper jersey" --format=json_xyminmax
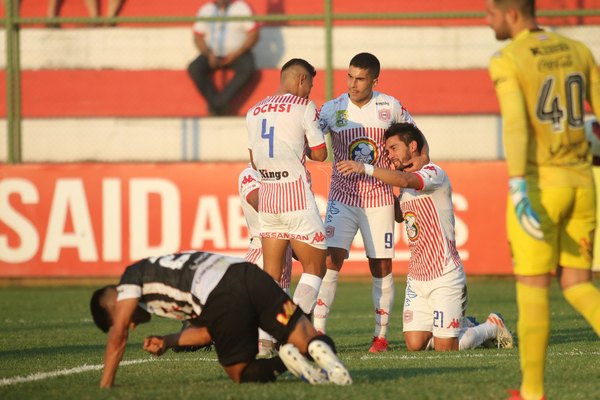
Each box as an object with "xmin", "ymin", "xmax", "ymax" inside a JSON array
[{"xmin": 489, "ymin": 28, "xmax": 600, "ymax": 188}]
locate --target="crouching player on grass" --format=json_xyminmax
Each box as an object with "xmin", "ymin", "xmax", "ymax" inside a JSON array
[
  {"xmin": 90, "ymin": 251, "xmax": 351, "ymax": 387},
  {"xmin": 337, "ymin": 122, "xmax": 514, "ymax": 351}
]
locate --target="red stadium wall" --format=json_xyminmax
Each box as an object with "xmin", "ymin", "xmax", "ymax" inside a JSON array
[
  {"xmin": 0, "ymin": 162, "xmax": 512, "ymax": 278},
  {"xmin": 3, "ymin": 0, "xmax": 599, "ymax": 26},
  {"xmin": 0, "ymin": 69, "xmax": 499, "ymax": 118}
]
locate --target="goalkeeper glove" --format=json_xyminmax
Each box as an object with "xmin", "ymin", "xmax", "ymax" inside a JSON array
[{"xmin": 509, "ymin": 177, "xmax": 543, "ymax": 240}]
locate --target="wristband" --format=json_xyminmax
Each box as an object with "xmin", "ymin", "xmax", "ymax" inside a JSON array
[{"xmin": 364, "ymin": 164, "xmax": 374, "ymax": 176}]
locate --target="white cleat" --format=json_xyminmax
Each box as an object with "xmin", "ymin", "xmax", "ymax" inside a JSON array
[
  {"xmin": 487, "ymin": 312, "xmax": 514, "ymax": 349},
  {"xmin": 308, "ymin": 340, "xmax": 352, "ymax": 385},
  {"xmin": 279, "ymin": 344, "xmax": 327, "ymax": 384}
]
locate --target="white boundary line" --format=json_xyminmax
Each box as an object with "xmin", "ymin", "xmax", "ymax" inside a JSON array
[
  {"xmin": 0, "ymin": 357, "xmax": 218, "ymax": 387},
  {"xmin": 1, "ymin": 350, "xmax": 597, "ymax": 386}
]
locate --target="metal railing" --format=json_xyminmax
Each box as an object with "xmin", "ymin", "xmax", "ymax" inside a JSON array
[{"xmin": 3, "ymin": 0, "xmax": 600, "ymax": 163}]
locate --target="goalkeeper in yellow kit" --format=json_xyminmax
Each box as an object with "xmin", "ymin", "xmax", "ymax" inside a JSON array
[{"xmin": 485, "ymin": 0, "xmax": 600, "ymax": 399}]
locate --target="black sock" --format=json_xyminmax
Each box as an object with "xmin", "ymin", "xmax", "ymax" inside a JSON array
[{"xmin": 239, "ymin": 357, "xmax": 287, "ymax": 383}]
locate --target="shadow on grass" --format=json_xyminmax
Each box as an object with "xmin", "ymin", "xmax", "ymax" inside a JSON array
[
  {"xmin": 547, "ymin": 326, "xmax": 598, "ymax": 345},
  {"xmin": 354, "ymin": 365, "xmax": 489, "ymax": 381}
]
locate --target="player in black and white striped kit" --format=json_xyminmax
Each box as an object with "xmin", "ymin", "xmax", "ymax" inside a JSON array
[{"xmin": 90, "ymin": 251, "xmax": 351, "ymax": 387}]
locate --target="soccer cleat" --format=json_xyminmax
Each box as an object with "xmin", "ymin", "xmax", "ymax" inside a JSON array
[
  {"xmin": 506, "ymin": 389, "xmax": 546, "ymax": 400},
  {"xmin": 257, "ymin": 339, "xmax": 277, "ymax": 359},
  {"xmin": 487, "ymin": 313, "xmax": 514, "ymax": 349},
  {"xmin": 278, "ymin": 344, "xmax": 327, "ymax": 384},
  {"xmin": 368, "ymin": 336, "xmax": 388, "ymax": 353},
  {"xmin": 308, "ymin": 339, "xmax": 353, "ymax": 385}
]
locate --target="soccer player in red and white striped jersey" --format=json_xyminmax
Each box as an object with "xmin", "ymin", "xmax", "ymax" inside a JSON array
[
  {"xmin": 337, "ymin": 122, "xmax": 472, "ymax": 352},
  {"xmin": 314, "ymin": 53, "xmax": 415, "ymax": 352},
  {"xmin": 246, "ymin": 58, "xmax": 328, "ymax": 317}
]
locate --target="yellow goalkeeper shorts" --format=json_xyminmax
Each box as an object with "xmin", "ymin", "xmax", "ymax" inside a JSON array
[{"xmin": 507, "ymin": 185, "xmax": 595, "ymax": 276}]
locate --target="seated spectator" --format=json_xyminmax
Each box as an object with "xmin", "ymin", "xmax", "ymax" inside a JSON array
[{"xmin": 187, "ymin": 0, "xmax": 259, "ymax": 116}]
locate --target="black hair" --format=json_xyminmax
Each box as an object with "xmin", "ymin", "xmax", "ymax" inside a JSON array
[
  {"xmin": 90, "ymin": 285, "xmax": 116, "ymax": 333},
  {"xmin": 384, "ymin": 122, "xmax": 424, "ymax": 152},
  {"xmin": 349, "ymin": 52, "xmax": 380, "ymax": 79},
  {"xmin": 495, "ymin": 0, "xmax": 535, "ymax": 18},
  {"xmin": 281, "ymin": 58, "xmax": 317, "ymax": 77}
]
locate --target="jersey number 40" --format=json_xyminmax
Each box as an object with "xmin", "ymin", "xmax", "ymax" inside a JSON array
[{"xmin": 536, "ymin": 73, "xmax": 584, "ymax": 133}]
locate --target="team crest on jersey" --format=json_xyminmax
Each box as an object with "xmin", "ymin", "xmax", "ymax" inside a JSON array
[
  {"xmin": 335, "ymin": 110, "xmax": 348, "ymax": 127},
  {"xmin": 378, "ymin": 109, "xmax": 391, "ymax": 121},
  {"xmin": 403, "ymin": 212, "xmax": 419, "ymax": 241},
  {"xmin": 276, "ymin": 300, "xmax": 297, "ymax": 326},
  {"xmin": 349, "ymin": 138, "xmax": 379, "ymax": 165}
]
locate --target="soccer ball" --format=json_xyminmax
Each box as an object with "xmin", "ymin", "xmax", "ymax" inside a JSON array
[{"xmin": 585, "ymin": 117, "xmax": 600, "ymax": 157}]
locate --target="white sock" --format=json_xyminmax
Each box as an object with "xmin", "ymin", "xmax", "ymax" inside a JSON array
[
  {"xmin": 313, "ymin": 269, "xmax": 339, "ymax": 333},
  {"xmin": 258, "ymin": 328, "xmax": 272, "ymax": 341},
  {"xmin": 425, "ymin": 337, "xmax": 435, "ymax": 351},
  {"xmin": 458, "ymin": 322, "xmax": 498, "ymax": 350},
  {"xmin": 372, "ymin": 273, "xmax": 395, "ymax": 338},
  {"xmin": 293, "ymin": 273, "xmax": 323, "ymax": 315}
]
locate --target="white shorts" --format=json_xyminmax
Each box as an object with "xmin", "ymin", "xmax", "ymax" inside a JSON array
[
  {"xmin": 324, "ymin": 201, "xmax": 394, "ymax": 258},
  {"xmin": 259, "ymin": 208, "xmax": 327, "ymax": 250},
  {"xmin": 402, "ymin": 267, "xmax": 467, "ymax": 339},
  {"xmin": 244, "ymin": 237, "xmax": 293, "ymax": 289}
]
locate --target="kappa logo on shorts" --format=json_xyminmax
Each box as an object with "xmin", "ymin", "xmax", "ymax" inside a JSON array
[
  {"xmin": 325, "ymin": 225, "xmax": 335, "ymax": 238},
  {"xmin": 276, "ymin": 300, "xmax": 297, "ymax": 326},
  {"xmin": 241, "ymin": 174, "xmax": 256, "ymax": 185},
  {"xmin": 312, "ymin": 232, "xmax": 326, "ymax": 244},
  {"xmin": 403, "ymin": 310, "xmax": 413, "ymax": 323},
  {"xmin": 446, "ymin": 318, "xmax": 460, "ymax": 329}
]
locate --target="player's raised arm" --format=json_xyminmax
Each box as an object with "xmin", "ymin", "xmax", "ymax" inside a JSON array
[
  {"xmin": 336, "ymin": 160, "xmax": 422, "ymax": 189},
  {"xmin": 337, "ymin": 122, "xmax": 429, "ymax": 190}
]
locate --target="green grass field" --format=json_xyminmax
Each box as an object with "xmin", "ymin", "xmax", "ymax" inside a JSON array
[{"xmin": 1, "ymin": 277, "xmax": 598, "ymax": 400}]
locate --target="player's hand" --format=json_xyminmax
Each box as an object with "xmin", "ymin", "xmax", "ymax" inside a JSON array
[
  {"xmin": 143, "ymin": 336, "xmax": 168, "ymax": 356},
  {"xmin": 394, "ymin": 195, "xmax": 403, "ymax": 223},
  {"xmin": 336, "ymin": 160, "xmax": 364, "ymax": 175},
  {"xmin": 509, "ymin": 177, "xmax": 543, "ymax": 240},
  {"xmin": 219, "ymin": 53, "xmax": 236, "ymax": 67},
  {"xmin": 402, "ymin": 152, "xmax": 429, "ymax": 172},
  {"xmin": 207, "ymin": 53, "xmax": 220, "ymax": 69}
]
